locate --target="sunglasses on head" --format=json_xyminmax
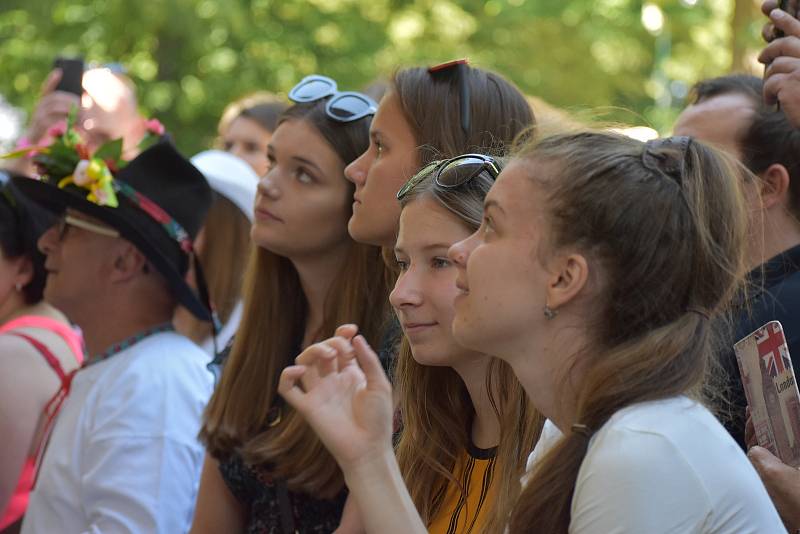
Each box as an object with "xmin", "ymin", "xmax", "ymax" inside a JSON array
[
  {"xmin": 397, "ymin": 153, "xmax": 501, "ymax": 200},
  {"xmin": 288, "ymin": 75, "xmax": 378, "ymax": 123},
  {"xmin": 427, "ymin": 58, "xmax": 470, "ymax": 136}
]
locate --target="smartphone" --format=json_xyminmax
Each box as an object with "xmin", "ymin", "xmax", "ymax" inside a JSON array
[
  {"xmin": 776, "ymin": 0, "xmax": 800, "ymax": 38},
  {"xmin": 735, "ymin": 321, "xmax": 800, "ymax": 467},
  {"xmin": 53, "ymin": 56, "xmax": 84, "ymax": 96}
]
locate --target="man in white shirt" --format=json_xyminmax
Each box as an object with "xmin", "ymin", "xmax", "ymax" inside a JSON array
[{"xmin": 12, "ymin": 138, "xmax": 215, "ymax": 533}]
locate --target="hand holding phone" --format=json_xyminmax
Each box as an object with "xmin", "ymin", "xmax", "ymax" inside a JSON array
[{"xmin": 53, "ymin": 57, "xmax": 84, "ymax": 96}]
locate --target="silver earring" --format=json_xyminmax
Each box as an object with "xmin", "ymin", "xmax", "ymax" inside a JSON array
[{"xmin": 543, "ymin": 305, "xmax": 558, "ymax": 320}]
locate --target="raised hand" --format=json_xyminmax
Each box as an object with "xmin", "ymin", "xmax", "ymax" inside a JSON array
[
  {"xmin": 748, "ymin": 446, "xmax": 800, "ymax": 531},
  {"xmin": 279, "ymin": 332, "xmax": 394, "ymax": 471},
  {"xmin": 760, "ymin": 7, "xmax": 800, "ymax": 127},
  {"xmin": 27, "ymin": 69, "xmax": 81, "ymax": 144}
]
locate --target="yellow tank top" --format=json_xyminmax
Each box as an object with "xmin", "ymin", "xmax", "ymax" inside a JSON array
[{"xmin": 427, "ymin": 444, "xmax": 497, "ymax": 534}]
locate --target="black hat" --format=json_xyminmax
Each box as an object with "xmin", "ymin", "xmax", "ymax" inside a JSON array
[{"xmin": 12, "ymin": 141, "xmax": 214, "ymax": 320}]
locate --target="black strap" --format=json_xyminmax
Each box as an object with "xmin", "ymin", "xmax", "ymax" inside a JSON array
[{"xmin": 276, "ymin": 480, "xmax": 297, "ymax": 534}]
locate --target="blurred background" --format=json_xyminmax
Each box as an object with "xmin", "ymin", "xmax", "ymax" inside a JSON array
[{"xmin": 0, "ymin": 0, "xmax": 764, "ymax": 154}]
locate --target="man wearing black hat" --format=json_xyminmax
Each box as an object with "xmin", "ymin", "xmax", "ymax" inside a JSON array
[{"xmin": 14, "ymin": 141, "xmax": 215, "ymax": 533}]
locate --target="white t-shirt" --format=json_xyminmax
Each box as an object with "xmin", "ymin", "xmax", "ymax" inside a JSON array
[
  {"xmin": 525, "ymin": 396, "xmax": 787, "ymax": 534},
  {"xmin": 22, "ymin": 331, "xmax": 213, "ymax": 534}
]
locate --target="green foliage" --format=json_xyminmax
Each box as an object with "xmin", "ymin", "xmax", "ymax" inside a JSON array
[{"xmin": 0, "ymin": 0, "xmax": 763, "ymax": 154}]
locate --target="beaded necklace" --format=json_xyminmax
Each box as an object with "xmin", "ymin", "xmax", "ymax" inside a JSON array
[{"xmin": 83, "ymin": 322, "xmax": 174, "ymax": 368}]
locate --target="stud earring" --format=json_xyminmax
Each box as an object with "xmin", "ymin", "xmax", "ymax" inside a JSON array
[
  {"xmin": 14, "ymin": 283, "xmax": 22, "ymax": 291},
  {"xmin": 543, "ymin": 304, "xmax": 558, "ymax": 320}
]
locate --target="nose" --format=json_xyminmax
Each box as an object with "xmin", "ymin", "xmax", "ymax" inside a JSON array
[
  {"xmin": 448, "ymin": 231, "xmax": 478, "ymax": 269},
  {"xmin": 345, "ymin": 149, "xmax": 370, "ymax": 186},
  {"xmin": 257, "ymin": 170, "xmax": 280, "ymax": 200},
  {"xmin": 389, "ymin": 268, "xmax": 424, "ymax": 310},
  {"xmin": 38, "ymin": 223, "xmax": 61, "ymax": 256}
]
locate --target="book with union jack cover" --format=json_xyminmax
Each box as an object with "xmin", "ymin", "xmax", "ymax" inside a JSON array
[{"xmin": 735, "ymin": 320, "xmax": 800, "ymax": 467}]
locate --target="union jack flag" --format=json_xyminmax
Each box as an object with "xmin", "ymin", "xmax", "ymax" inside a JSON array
[{"xmin": 756, "ymin": 323, "xmax": 792, "ymax": 378}]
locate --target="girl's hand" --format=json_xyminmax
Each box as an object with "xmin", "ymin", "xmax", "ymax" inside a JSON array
[{"xmin": 279, "ymin": 333, "xmax": 394, "ymax": 471}]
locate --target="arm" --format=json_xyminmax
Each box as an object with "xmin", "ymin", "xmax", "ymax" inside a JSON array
[
  {"xmin": 0, "ymin": 336, "xmax": 58, "ymax": 513},
  {"xmin": 279, "ymin": 332, "xmax": 426, "ymax": 534},
  {"xmin": 189, "ymin": 454, "xmax": 246, "ymax": 534}
]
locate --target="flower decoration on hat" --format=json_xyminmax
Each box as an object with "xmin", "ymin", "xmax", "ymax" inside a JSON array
[{"xmin": 2, "ymin": 107, "xmax": 165, "ymax": 209}]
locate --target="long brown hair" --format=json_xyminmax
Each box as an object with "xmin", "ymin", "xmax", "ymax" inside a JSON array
[
  {"xmin": 395, "ymin": 169, "xmax": 542, "ymax": 531},
  {"xmin": 392, "ymin": 64, "xmax": 535, "ymax": 164},
  {"xmin": 507, "ymin": 132, "xmax": 749, "ymax": 533},
  {"xmin": 181, "ymin": 194, "xmax": 251, "ymax": 343},
  {"xmin": 201, "ymin": 99, "xmax": 392, "ymax": 496}
]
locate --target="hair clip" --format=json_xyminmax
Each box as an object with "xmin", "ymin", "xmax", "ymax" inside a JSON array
[{"xmin": 641, "ymin": 136, "xmax": 693, "ymax": 183}]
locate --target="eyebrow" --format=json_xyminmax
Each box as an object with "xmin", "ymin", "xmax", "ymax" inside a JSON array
[
  {"xmin": 293, "ymin": 156, "xmax": 324, "ymax": 176},
  {"xmin": 394, "ymin": 242, "xmax": 453, "ymax": 255}
]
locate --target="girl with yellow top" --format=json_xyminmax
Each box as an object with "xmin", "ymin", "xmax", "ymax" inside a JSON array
[{"xmin": 337, "ymin": 155, "xmax": 541, "ymax": 533}]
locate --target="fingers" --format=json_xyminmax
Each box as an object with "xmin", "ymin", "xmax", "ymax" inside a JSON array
[
  {"xmin": 773, "ymin": 8, "xmax": 800, "ymax": 39},
  {"xmin": 352, "ymin": 335, "xmax": 391, "ymax": 392},
  {"xmin": 334, "ymin": 324, "xmax": 359, "ymax": 340},
  {"xmin": 42, "ymin": 69, "xmax": 62, "ymax": 95},
  {"xmin": 763, "ymin": 0, "xmax": 779, "ymax": 17},
  {"xmin": 764, "ymin": 21, "xmax": 777, "ymax": 43},
  {"xmin": 766, "ymin": 54, "xmax": 800, "ymax": 76},
  {"xmin": 764, "ymin": 71, "xmax": 790, "ymax": 105},
  {"xmin": 760, "ymin": 35, "xmax": 800, "ymax": 65},
  {"xmin": 748, "ymin": 445, "xmax": 785, "ymax": 477},
  {"xmin": 278, "ymin": 365, "xmax": 308, "ymax": 410}
]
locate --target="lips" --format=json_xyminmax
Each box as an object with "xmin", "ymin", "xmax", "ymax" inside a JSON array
[
  {"xmin": 254, "ymin": 206, "xmax": 283, "ymax": 222},
  {"xmin": 402, "ymin": 322, "xmax": 437, "ymax": 335}
]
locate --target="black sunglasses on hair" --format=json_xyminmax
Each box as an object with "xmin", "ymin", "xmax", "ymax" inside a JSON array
[
  {"xmin": 288, "ymin": 75, "xmax": 378, "ymax": 123},
  {"xmin": 428, "ymin": 58, "xmax": 470, "ymax": 135},
  {"xmin": 397, "ymin": 153, "xmax": 501, "ymax": 200}
]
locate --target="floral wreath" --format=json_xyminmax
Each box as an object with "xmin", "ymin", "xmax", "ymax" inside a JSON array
[{"xmin": 2, "ymin": 108, "xmax": 192, "ymax": 252}]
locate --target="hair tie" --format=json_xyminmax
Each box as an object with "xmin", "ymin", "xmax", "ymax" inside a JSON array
[
  {"xmin": 571, "ymin": 423, "xmax": 593, "ymax": 439},
  {"xmin": 641, "ymin": 136, "xmax": 693, "ymax": 184},
  {"xmin": 687, "ymin": 307, "xmax": 711, "ymax": 320}
]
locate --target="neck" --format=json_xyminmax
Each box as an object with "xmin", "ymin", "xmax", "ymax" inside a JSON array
[
  {"xmin": 0, "ymin": 289, "xmax": 28, "ymax": 325},
  {"xmin": 750, "ymin": 212, "xmax": 800, "ymax": 269},
  {"xmin": 290, "ymin": 244, "xmax": 351, "ymax": 347},
  {"xmin": 0, "ymin": 299, "xmax": 66, "ymax": 326},
  {"xmin": 79, "ymin": 300, "xmax": 173, "ymax": 356},
  {"xmin": 452, "ymin": 356, "xmax": 500, "ymax": 450},
  {"xmin": 501, "ymin": 320, "xmax": 587, "ymax": 435}
]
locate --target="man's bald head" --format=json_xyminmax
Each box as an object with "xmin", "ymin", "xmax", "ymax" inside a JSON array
[{"xmin": 79, "ymin": 68, "xmax": 146, "ymax": 157}]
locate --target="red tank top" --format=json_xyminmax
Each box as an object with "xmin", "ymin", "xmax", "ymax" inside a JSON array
[{"xmin": 0, "ymin": 316, "xmax": 83, "ymax": 529}]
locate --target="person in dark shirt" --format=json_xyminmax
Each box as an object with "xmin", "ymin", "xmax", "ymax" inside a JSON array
[{"xmin": 674, "ymin": 74, "xmax": 800, "ymax": 447}]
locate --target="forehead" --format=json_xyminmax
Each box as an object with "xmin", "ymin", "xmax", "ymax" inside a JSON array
[
  {"xmin": 372, "ymin": 91, "xmax": 412, "ymax": 136},
  {"xmin": 270, "ymin": 118, "xmax": 343, "ymax": 170},
  {"xmin": 397, "ymin": 197, "xmax": 471, "ymax": 249},
  {"xmin": 486, "ymin": 160, "xmax": 539, "ymax": 216},
  {"xmin": 673, "ymin": 93, "xmax": 757, "ymax": 160}
]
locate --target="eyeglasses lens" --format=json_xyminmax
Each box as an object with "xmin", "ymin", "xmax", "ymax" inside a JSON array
[
  {"xmin": 292, "ymin": 79, "xmax": 335, "ymax": 101},
  {"xmin": 437, "ymin": 157, "xmax": 488, "ymax": 188},
  {"xmin": 328, "ymin": 94, "xmax": 370, "ymax": 120}
]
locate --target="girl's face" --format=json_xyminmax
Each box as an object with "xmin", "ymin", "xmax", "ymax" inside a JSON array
[
  {"xmin": 223, "ymin": 116, "xmax": 273, "ymax": 177},
  {"xmin": 390, "ymin": 198, "xmax": 483, "ymax": 366},
  {"xmin": 448, "ymin": 161, "xmax": 553, "ymax": 361},
  {"xmin": 251, "ymin": 119, "xmax": 352, "ymax": 258},
  {"xmin": 345, "ymin": 91, "xmax": 419, "ymax": 247}
]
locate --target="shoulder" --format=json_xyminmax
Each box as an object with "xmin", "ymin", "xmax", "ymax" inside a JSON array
[{"xmin": 570, "ymin": 397, "xmax": 784, "ymax": 532}]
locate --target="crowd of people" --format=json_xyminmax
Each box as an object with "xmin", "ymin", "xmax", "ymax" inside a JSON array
[{"xmin": 2, "ymin": 1, "xmax": 800, "ymax": 533}]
